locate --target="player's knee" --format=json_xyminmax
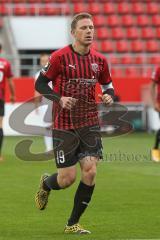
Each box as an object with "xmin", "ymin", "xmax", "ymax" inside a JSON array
[
  {"xmin": 83, "ymin": 165, "xmax": 97, "ymax": 182},
  {"xmin": 88, "ymin": 166, "xmax": 97, "ymax": 180}
]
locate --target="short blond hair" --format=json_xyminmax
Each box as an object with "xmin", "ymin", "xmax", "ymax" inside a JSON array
[{"xmin": 71, "ymin": 13, "xmax": 93, "ymax": 31}]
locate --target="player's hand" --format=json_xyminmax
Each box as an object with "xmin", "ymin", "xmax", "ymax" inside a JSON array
[
  {"xmin": 59, "ymin": 96, "xmax": 77, "ymax": 110},
  {"xmin": 98, "ymin": 94, "xmax": 113, "ymax": 105},
  {"xmin": 10, "ymin": 95, "xmax": 15, "ymax": 103}
]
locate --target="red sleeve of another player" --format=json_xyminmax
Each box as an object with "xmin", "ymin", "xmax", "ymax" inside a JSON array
[
  {"xmin": 41, "ymin": 52, "xmax": 60, "ymax": 82},
  {"xmin": 6, "ymin": 61, "xmax": 13, "ymax": 78},
  {"xmin": 151, "ymin": 67, "xmax": 160, "ymax": 83},
  {"xmin": 99, "ymin": 58, "xmax": 112, "ymax": 85}
]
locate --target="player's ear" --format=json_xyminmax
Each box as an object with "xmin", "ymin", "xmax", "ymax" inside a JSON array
[{"xmin": 71, "ymin": 29, "xmax": 75, "ymax": 37}]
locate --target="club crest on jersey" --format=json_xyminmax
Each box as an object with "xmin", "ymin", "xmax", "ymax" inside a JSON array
[{"xmin": 91, "ymin": 63, "xmax": 99, "ymax": 73}]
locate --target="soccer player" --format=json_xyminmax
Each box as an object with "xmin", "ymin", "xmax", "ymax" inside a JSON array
[
  {"xmin": 35, "ymin": 13, "xmax": 114, "ymax": 234},
  {"xmin": 34, "ymin": 53, "xmax": 53, "ymax": 153},
  {"xmin": 0, "ymin": 43, "xmax": 15, "ymax": 161},
  {"xmin": 151, "ymin": 66, "xmax": 160, "ymax": 162}
]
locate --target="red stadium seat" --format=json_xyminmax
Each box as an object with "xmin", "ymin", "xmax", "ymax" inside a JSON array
[
  {"xmin": 141, "ymin": 27, "xmax": 155, "ymax": 39},
  {"xmin": 13, "ymin": 4, "xmax": 28, "ymax": 15},
  {"xmin": 43, "ymin": 0, "xmax": 54, "ymax": 2},
  {"xmin": 39, "ymin": 4, "xmax": 61, "ymax": 15},
  {"xmin": 130, "ymin": 40, "xmax": 144, "ymax": 52},
  {"xmin": 116, "ymin": 40, "xmax": 129, "ymax": 53},
  {"xmin": 121, "ymin": 55, "xmax": 133, "ymax": 64},
  {"xmin": 145, "ymin": 40, "xmax": 159, "ymax": 52},
  {"xmin": 107, "ymin": 15, "xmax": 120, "ymax": 27},
  {"xmin": 155, "ymin": 28, "xmax": 160, "ymax": 39},
  {"xmin": 134, "ymin": 55, "xmax": 145, "ymax": 64},
  {"xmin": 100, "ymin": 41, "xmax": 114, "ymax": 53},
  {"xmin": 111, "ymin": 68, "xmax": 124, "ymax": 77},
  {"xmin": 146, "ymin": 2, "xmax": 159, "ymax": 15},
  {"xmin": 88, "ymin": 3, "xmax": 101, "ymax": 15},
  {"xmin": 93, "ymin": 15, "xmax": 105, "ymax": 27},
  {"xmin": 13, "ymin": 0, "xmax": 26, "ymax": 3},
  {"xmin": 126, "ymin": 27, "xmax": 139, "ymax": 39},
  {"xmin": 131, "ymin": 2, "xmax": 144, "ymax": 15},
  {"xmin": 121, "ymin": 15, "xmax": 134, "ymax": 27},
  {"xmin": 28, "ymin": 0, "xmax": 41, "ymax": 2},
  {"xmin": 103, "ymin": 2, "xmax": 115, "ymax": 15},
  {"xmin": 117, "ymin": 2, "xmax": 130, "ymax": 14},
  {"xmin": 28, "ymin": 4, "xmax": 38, "ymax": 15},
  {"xmin": 0, "ymin": 4, "xmax": 11, "ymax": 15},
  {"xmin": 125, "ymin": 67, "xmax": 140, "ymax": 77},
  {"xmin": 148, "ymin": 56, "xmax": 160, "ymax": 65},
  {"xmin": 151, "ymin": 15, "xmax": 160, "ymax": 27},
  {"xmin": 110, "ymin": 56, "xmax": 120, "ymax": 65},
  {"xmin": 96, "ymin": 27, "xmax": 110, "ymax": 40},
  {"xmin": 136, "ymin": 15, "xmax": 150, "ymax": 27},
  {"xmin": 73, "ymin": 3, "xmax": 88, "ymax": 14},
  {"xmin": 111, "ymin": 28, "xmax": 124, "ymax": 39}
]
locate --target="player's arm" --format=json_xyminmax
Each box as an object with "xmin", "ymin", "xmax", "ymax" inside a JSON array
[
  {"xmin": 35, "ymin": 53, "xmax": 77, "ymax": 110},
  {"xmin": 35, "ymin": 72, "xmax": 61, "ymax": 102},
  {"xmin": 99, "ymin": 81, "xmax": 114, "ymax": 105},
  {"xmin": 7, "ymin": 77, "xmax": 15, "ymax": 103},
  {"xmin": 35, "ymin": 74, "xmax": 77, "ymax": 110},
  {"xmin": 99, "ymin": 58, "xmax": 115, "ymax": 105},
  {"xmin": 150, "ymin": 81, "xmax": 156, "ymax": 104},
  {"xmin": 150, "ymin": 67, "xmax": 160, "ymax": 111},
  {"xmin": 34, "ymin": 72, "xmax": 42, "ymax": 112}
]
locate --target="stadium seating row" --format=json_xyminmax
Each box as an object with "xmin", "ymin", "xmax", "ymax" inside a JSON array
[
  {"xmin": 93, "ymin": 15, "xmax": 160, "ymax": 27},
  {"xmin": 96, "ymin": 27, "xmax": 160, "ymax": 40},
  {"xmin": 0, "ymin": 2, "xmax": 160, "ymax": 16},
  {"xmin": 109, "ymin": 55, "xmax": 160, "ymax": 65},
  {"xmin": 94, "ymin": 40, "xmax": 159, "ymax": 53},
  {"xmin": 111, "ymin": 67, "xmax": 153, "ymax": 77}
]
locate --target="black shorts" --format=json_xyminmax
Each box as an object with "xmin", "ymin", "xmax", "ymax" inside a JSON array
[
  {"xmin": 53, "ymin": 125, "xmax": 103, "ymax": 168},
  {"xmin": 0, "ymin": 99, "xmax": 4, "ymax": 116}
]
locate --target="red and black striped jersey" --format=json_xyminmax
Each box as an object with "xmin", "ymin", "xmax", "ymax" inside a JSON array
[
  {"xmin": 41, "ymin": 45, "xmax": 113, "ymax": 130},
  {"xmin": 151, "ymin": 66, "xmax": 160, "ymax": 102},
  {"xmin": 0, "ymin": 58, "xmax": 13, "ymax": 100}
]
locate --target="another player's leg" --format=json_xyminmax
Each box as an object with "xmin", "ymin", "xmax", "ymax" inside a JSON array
[
  {"xmin": 152, "ymin": 129, "xmax": 160, "ymax": 162},
  {"xmin": 44, "ymin": 135, "xmax": 53, "ymax": 152},
  {"xmin": 64, "ymin": 156, "xmax": 98, "ymax": 234},
  {"xmin": 0, "ymin": 114, "xmax": 4, "ymax": 161},
  {"xmin": 44, "ymin": 125, "xmax": 53, "ymax": 153}
]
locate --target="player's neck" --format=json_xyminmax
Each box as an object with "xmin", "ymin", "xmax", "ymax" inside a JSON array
[{"xmin": 72, "ymin": 43, "xmax": 90, "ymax": 56}]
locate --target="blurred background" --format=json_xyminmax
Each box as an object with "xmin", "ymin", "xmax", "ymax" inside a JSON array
[{"xmin": 0, "ymin": 0, "xmax": 160, "ymax": 135}]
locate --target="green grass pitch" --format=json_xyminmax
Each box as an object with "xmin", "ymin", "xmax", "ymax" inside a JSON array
[{"xmin": 1, "ymin": 133, "xmax": 160, "ymax": 240}]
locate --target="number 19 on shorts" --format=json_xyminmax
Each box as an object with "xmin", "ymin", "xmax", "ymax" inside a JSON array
[{"xmin": 56, "ymin": 150, "xmax": 65, "ymax": 164}]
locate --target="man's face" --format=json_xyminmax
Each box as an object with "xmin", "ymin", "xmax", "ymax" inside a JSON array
[
  {"xmin": 40, "ymin": 55, "xmax": 49, "ymax": 67},
  {"xmin": 72, "ymin": 18, "xmax": 94, "ymax": 46}
]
